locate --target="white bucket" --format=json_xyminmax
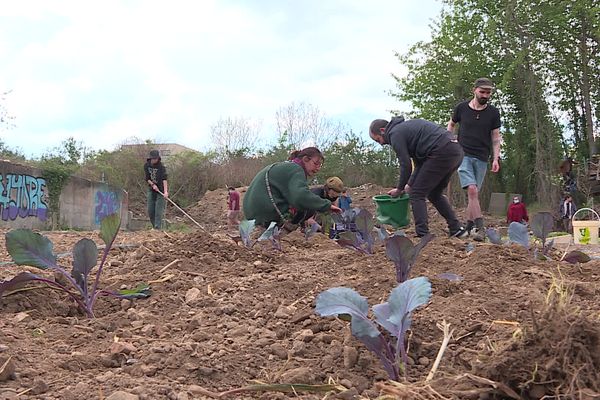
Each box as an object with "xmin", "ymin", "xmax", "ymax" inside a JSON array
[{"xmin": 572, "ymin": 208, "xmax": 600, "ymax": 245}]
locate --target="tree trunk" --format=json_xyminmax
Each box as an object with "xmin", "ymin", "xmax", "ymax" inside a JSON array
[{"xmin": 580, "ymin": 17, "xmax": 596, "ymax": 156}]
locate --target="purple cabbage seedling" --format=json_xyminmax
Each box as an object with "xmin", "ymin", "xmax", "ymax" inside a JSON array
[
  {"xmin": 258, "ymin": 221, "xmax": 282, "ymax": 251},
  {"xmin": 355, "ymin": 209, "xmax": 375, "ymax": 253},
  {"xmin": 385, "ymin": 234, "xmax": 434, "ymax": 283},
  {"xmin": 436, "ymin": 272, "xmax": 463, "ymax": 282},
  {"xmin": 376, "ymin": 226, "xmax": 389, "ymax": 242},
  {"xmin": 0, "ymin": 214, "xmax": 150, "ymax": 318},
  {"xmin": 334, "ymin": 208, "xmax": 376, "ymax": 254},
  {"xmin": 531, "ymin": 212, "xmax": 554, "ymax": 258},
  {"xmin": 508, "ymin": 222, "xmax": 529, "ymax": 249},
  {"xmin": 486, "ymin": 228, "xmax": 503, "ymax": 245},
  {"xmin": 336, "ymin": 231, "xmax": 369, "ymax": 254},
  {"xmin": 315, "ymin": 276, "xmax": 432, "ymax": 381},
  {"xmin": 239, "ymin": 219, "xmax": 256, "ymax": 247},
  {"xmin": 304, "ymin": 223, "xmax": 320, "ymax": 240}
]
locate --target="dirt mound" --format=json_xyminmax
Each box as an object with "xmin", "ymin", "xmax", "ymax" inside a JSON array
[{"xmin": 182, "ymin": 187, "xmax": 247, "ymax": 229}]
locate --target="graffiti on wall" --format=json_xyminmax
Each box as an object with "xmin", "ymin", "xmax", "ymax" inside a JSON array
[
  {"xmin": 94, "ymin": 191, "xmax": 121, "ymax": 225},
  {"xmin": 0, "ymin": 173, "xmax": 48, "ymax": 221}
]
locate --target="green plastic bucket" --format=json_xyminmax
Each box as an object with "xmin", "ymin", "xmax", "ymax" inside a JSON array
[{"xmin": 373, "ymin": 194, "xmax": 410, "ymax": 228}]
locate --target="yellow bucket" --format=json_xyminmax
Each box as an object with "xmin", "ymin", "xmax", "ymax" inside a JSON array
[{"xmin": 572, "ymin": 208, "xmax": 600, "ymax": 245}]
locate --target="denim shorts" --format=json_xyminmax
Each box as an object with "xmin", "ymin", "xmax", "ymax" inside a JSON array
[{"xmin": 458, "ymin": 155, "xmax": 488, "ymax": 190}]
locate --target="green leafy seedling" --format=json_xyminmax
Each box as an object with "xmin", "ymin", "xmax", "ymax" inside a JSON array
[{"xmin": 0, "ymin": 214, "xmax": 151, "ymax": 318}]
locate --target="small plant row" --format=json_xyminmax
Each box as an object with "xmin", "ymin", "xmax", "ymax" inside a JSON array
[
  {"xmin": 488, "ymin": 212, "xmax": 590, "ymax": 264},
  {"xmin": 315, "ymin": 211, "xmax": 594, "ymax": 383},
  {"xmin": 316, "ymin": 218, "xmax": 435, "ymax": 381},
  {"xmin": 236, "ymin": 220, "xmax": 282, "ymax": 251},
  {"xmin": 0, "ymin": 214, "xmax": 151, "ymax": 318}
]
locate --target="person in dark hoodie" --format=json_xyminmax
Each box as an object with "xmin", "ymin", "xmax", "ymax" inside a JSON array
[
  {"xmin": 369, "ymin": 117, "xmax": 467, "ymax": 238},
  {"xmin": 144, "ymin": 150, "xmax": 168, "ymax": 229}
]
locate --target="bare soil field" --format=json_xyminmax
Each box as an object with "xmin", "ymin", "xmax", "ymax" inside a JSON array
[{"xmin": 2, "ymin": 186, "xmax": 600, "ymax": 400}]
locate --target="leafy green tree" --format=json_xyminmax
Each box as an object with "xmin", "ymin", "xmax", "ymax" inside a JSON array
[{"xmin": 392, "ymin": 0, "xmax": 583, "ymax": 206}]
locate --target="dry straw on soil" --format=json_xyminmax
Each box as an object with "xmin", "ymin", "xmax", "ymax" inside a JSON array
[{"xmin": 476, "ymin": 270, "xmax": 600, "ymax": 399}]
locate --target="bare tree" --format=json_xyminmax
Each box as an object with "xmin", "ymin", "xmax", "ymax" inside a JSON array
[
  {"xmin": 275, "ymin": 102, "xmax": 348, "ymax": 149},
  {"xmin": 210, "ymin": 116, "xmax": 261, "ymax": 159},
  {"xmin": 1, "ymin": 90, "xmax": 15, "ymax": 131}
]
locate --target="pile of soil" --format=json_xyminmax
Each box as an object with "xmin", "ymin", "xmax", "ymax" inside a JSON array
[
  {"xmin": 1, "ymin": 207, "xmax": 599, "ymax": 399},
  {"xmin": 182, "ymin": 187, "xmax": 248, "ymax": 229}
]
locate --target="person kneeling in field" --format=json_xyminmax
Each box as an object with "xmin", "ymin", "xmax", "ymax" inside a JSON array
[
  {"xmin": 369, "ymin": 117, "xmax": 468, "ymax": 238},
  {"xmin": 243, "ymin": 147, "xmax": 342, "ymax": 232},
  {"xmin": 311, "ymin": 176, "xmax": 344, "ymax": 205},
  {"xmin": 308, "ymin": 176, "xmax": 345, "ymax": 235}
]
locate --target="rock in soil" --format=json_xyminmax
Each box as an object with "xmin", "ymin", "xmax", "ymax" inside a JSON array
[
  {"xmin": 340, "ymin": 379, "xmax": 354, "ymax": 389},
  {"xmin": 185, "ymin": 287, "xmax": 201, "ymax": 304},
  {"xmin": 0, "ymin": 356, "xmax": 16, "ymax": 382},
  {"xmin": 343, "ymin": 346, "xmax": 359, "ymax": 369},
  {"xmin": 30, "ymin": 379, "xmax": 49, "ymax": 395},
  {"xmin": 295, "ymin": 328, "xmax": 314, "ymax": 342},
  {"xmin": 280, "ymin": 367, "xmax": 316, "ymax": 384},
  {"xmin": 270, "ymin": 343, "xmax": 288, "ymax": 359},
  {"xmin": 418, "ymin": 356, "xmax": 430, "ymax": 366},
  {"xmin": 335, "ymin": 388, "xmax": 360, "ymax": 400},
  {"xmin": 106, "ymin": 391, "xmax": 140, "ymax": 400},
  {"xmin": 0, "ymin": 389, "xmax": 17, "ymax": 400},
  {"xmin": 110, "ymin": 342, "xmax": 137, "ymax": 355},
  {"xmin": 13, "ymin": 312, "xmax": 30, "ymax": 323}
]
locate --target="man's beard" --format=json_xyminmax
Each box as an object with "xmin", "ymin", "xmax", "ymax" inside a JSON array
[{"xmin": 477, "ymin": 96, "xmax": 489, "ymax": 105}]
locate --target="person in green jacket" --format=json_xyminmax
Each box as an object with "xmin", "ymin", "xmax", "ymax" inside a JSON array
[{"xmin": 243, "ymin": 147, "xmax": 342, "ymax": 231}]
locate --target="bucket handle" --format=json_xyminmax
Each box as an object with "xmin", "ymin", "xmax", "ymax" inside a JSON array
[{"xmin": 572, "ymin": 207, "xmax": 600, "ymax": 222}]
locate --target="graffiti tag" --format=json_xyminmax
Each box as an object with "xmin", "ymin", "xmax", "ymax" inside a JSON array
[
  {"xmin": 94, "ymin": 191, "xmax": 120, "ymax": 225},
  {"xmin": 0, "ymin": 174, "xmax": 48, "ymax": 221}
]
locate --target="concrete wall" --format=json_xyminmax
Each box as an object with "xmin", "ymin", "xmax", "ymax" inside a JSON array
[{"xmin": 0, "ymin": 160, "xmax": 128, "ymax": 231}]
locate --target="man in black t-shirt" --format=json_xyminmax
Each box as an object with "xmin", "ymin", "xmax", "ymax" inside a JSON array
[
  {"xmin": 144, "ymin": 150, "xmax": 169, "ymax": 229},
  {"xmin": 448, "ymin": 78, "xmax": 502, "ymax": 242}
]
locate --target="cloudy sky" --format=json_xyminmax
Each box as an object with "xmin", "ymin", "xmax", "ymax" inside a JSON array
[{"xmin": 0, "ymin": 0, "xmax": 441, "ymax": 157}]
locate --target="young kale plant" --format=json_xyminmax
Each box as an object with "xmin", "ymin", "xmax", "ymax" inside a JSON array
[
  {"xmin": 258, "ymin": 221, "xmax": 282, "ymax": 251},
  {"xmin": 508, "ymin": 221, "xmax": 530, "ymax": 249},
  {"xmin": 531, "ymin": 212, "xmax": 555, "ymax": 259},
  {"xmin": 0, "ymin": 214, "xmax": 150, "ymax": 318},
  {"xmin": 335, "ymin": 208, "xmax": 376, "ymax": 254},
  {"xmin": 385, "ymin": 234, "xmax": 434, "ymax": 283},
  {"xmin": 355, "ymin": 209, "xmax": 375, "ymax": 253},
  {"xmin": 316, "ymin": 276, "xmax": 432, "ymax": 381},
  {"xmin": 304, "ymin": 222, "xmax": 320, "ymax": 240},
  {"xmin": 486, "ymin": 228, "xmax": 503, "ymax": 245},
  {"xmin": 238, "ymin": 219, "xmax": 256, "ymax": 247}
]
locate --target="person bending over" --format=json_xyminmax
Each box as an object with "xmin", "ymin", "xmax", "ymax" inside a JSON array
[{"xmin": 369, "ymin": 117, "xmax": 467, "ymax": 238}]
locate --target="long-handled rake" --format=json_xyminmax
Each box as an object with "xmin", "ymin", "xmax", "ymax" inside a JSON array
[{"xmin": 155, "ymin": 189, "xmax": 206, "ymax": 231}]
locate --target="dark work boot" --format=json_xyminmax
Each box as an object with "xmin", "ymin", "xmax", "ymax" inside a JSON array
[
  {"xmin": 473, "ymin": 218, "xmax": 485, "ymax": 242},
  {"xmin": 466, "ymin": 220, "xmax": 474, "ymax": 236}
]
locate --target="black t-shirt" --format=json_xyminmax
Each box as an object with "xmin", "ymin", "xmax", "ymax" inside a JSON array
[
  {"xmin": 144, "ymin": 160, "xmax": 168, "ymax": 192},
  {"xmin": 452, "ymin": 101, "xmax": 501, "ymax": 161},
  {"xmin": 311, "ymin": 187, "xmax": 338, "ymax": 203}
]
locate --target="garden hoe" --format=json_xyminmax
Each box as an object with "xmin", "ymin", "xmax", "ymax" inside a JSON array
[{"xmin": 155, "ymin": 189, "xmax": 207, "ymax": 231}]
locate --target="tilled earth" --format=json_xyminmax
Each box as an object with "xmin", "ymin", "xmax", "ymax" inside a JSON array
[{"xmin": 1, "ymin": 189, "xmax": 600, "ymax": 400}]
